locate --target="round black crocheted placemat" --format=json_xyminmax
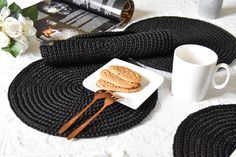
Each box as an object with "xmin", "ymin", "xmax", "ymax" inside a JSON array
[
  {"xmin": 173, "ymin": 105, "xmax": 236, "ymax": 157},
  {"xmin": 8, "ymin": 60, "xmax": 157, "ymax": 138},
  {"xmin": 126, "ymin": 16, "xmax": 236, "ymax": 71}
]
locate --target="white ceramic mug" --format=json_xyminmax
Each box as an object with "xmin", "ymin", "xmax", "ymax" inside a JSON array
[
  {"xmin": 171, "ymin": 44, "xmax": 230, "ymax": 101},
  {"xmin": 199, "ymin": 0, "xmax": 223, "ymax": 19}
]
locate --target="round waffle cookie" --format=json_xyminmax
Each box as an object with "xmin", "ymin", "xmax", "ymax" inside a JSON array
[
  {"xmin": 173, "ymin": 105, "xmax": 236, "ymax": 157},
  {"xmin": 8, "ymin": 60, "xmax": 157, "ymax": 138}
]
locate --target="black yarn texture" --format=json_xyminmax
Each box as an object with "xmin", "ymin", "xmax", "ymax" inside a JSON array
[
  {"xmin": 173, "ymin": 105, "xmax": 236, "ymax": 157},
  {"xmin": 41, "ymin": 16, "xmax": 236, "ymax": 72},
  {"xmin": 8, "ymin": 16, "xmax": 236, "ymax": 138},
  {"xmin": 125, "ymin": 17, "xmax": 236, "ymax": 71},
  {"xmin": 40, "ymin": 30, "xmax": 175, "ymax": 66},
  {"xmin": 8, "ymin": 60, "xmax": 157, "ymax": 138}
]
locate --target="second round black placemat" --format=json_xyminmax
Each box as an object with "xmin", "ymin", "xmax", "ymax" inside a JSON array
[
  {"xmin": 173, "ymin": 105, "xmax": 236, "ymax": 157},
  {"xmin": 126, "ymin": 16, "xmax": 236, "ymax": 71},
  {"xmin": 8, "ymin": 60, "xmax": 158, "ymax": 138}
]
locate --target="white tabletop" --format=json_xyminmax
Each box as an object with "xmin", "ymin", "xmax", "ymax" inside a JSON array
[{"xmin": 1, "ymin": 0, "xmax": 236, "ymax": 157}]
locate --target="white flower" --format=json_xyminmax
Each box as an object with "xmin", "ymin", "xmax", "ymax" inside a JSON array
[
  {"xmin": 18, "ymin": 14, "xmax": 37, "ymax": 37},
  {"xmin": 3, "ymin": 17, "xmax": 22, "ymax": 39},
  {"xmin": 0, "ymin": 7, "xmax": 10, "ymax": 22},
  {"xmin": 15, "ymin": 35, "xmax": 29, "ymax": 54},
  {"xmin": 0, "ymin": 31, "xmax": 10, "ymax": 48}
]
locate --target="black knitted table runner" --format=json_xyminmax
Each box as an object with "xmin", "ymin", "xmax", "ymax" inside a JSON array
[
  {"xmin": 8, "ymin": 16, "xmax": 236, "ymax": 138},
  {"xmin": 173, "ymin": 105, "xmax": 236, "ymax": 157}
]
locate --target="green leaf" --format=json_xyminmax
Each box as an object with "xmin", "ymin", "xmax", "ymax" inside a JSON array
[
  {"xmin": 8, "ymin": 2, "xmax": 22, "ymax": 18},
  {"xmin": 0, "ymin": 0, "xmax": 7, "ymax": 10},
  {"xmin": 22, "ymin": 5, "xmax": 38, "ymax": 22},
  {"xmin": 2, "ymin": 41, "xmax": 22, "ymax": 57}
]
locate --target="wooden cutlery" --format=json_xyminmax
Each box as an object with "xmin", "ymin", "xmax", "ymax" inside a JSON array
[{"xmin": 58, "ymin": 90, "xmax": 122, "ymax": 140}]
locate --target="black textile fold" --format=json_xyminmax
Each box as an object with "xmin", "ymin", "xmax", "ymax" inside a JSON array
[
  {"xmin": 40, "ymin": 30, "xmax": 175, "ymax": 65},
  {"xmin": 40, "ymin": 16, "xmax": 236, "ymax": 72}
]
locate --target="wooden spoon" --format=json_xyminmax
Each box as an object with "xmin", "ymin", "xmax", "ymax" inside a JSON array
[{"xmin": 58, "ymin": 90, "xmax": 112, "ymax": 134}]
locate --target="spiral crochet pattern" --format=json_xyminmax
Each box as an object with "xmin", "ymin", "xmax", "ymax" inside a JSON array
[
  {"xmin": 125, "ymin": 17, "xmax": 236, "ymax": 71},
  {"xmin": 8, "ymin": 16, "xmax": 236, "ymax": 138},
  {"xmin": 173, "ymin": 105, "xmax": 236, "ymax": 157},
  {"xmin": 8, "ymin": 60, "xmax": 157, "ymax": 138}
]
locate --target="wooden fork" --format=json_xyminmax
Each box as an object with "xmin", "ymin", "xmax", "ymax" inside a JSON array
[
  {"xmin": 58, "ymin": 90, "xmax": 112, "ymax": 134},
  {"xmin": 67, "ymin": 94, "xmax": 122, "ymax": 140}
]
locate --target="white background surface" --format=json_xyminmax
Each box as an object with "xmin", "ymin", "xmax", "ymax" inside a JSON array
[{"xmin": 0, "ymin": 0, "xmax": 236, "ymax": 157}]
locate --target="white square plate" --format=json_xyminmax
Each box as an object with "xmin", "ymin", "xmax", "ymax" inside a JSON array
[{"xmin": 83, "ymin": 58, "xmax": 164, "ymax": 109}]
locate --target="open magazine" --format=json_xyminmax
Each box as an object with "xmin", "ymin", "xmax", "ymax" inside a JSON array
[{"xmin": 35, "ymin": 0, "xmax": 134, "ymax": 43}]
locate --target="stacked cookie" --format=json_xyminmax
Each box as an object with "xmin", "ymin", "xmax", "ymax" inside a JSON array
[{"xmin": 96, "ymin": 65, "xmax": 142, "ymax": 93}]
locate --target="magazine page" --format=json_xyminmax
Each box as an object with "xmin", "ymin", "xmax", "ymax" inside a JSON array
[
  {"xmin": 63, "ymin": 0, "xmax": 134, "ymax": 22},
  {"xmin": 35, "ymin": 0, "xmax": 134, "ymax": 43}
]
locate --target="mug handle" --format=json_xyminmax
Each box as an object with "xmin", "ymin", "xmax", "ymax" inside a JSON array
[{"xmin": 212, "ymin": 63, "xmax": 230, "ymax": 89}]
